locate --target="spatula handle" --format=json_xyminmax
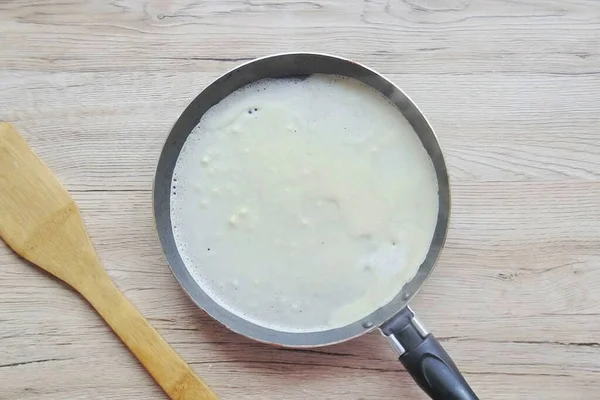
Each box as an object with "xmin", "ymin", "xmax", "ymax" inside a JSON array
[{"xmin": 79, "ymin": 273, "xmax": 218, "ymax": 400}]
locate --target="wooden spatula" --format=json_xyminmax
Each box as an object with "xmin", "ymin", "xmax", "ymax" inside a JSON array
[{"xmin": 0, "ymin": 123, "xmax": 218, "ymax": 400}]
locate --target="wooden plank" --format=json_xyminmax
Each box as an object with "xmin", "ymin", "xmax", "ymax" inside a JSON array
[
  {"xmin": 1, "ymin": 73, "xmax": 598, "ymax": 190},
  {"xmin": 1, "ymin": 187, "xmax": 599, "ymax": 398}
]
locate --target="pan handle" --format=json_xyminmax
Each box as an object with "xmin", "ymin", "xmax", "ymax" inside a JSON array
[{"xmin": 380, "ymin": 307, "xmax": 478, "ymax": 400}]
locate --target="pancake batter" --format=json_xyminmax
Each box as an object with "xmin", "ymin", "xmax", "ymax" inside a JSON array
[{"xmin": 171, "ymin": 74, "xmax": 439, "ymax": 332}]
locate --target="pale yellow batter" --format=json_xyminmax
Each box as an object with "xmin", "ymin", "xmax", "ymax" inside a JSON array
[{"xmin": 171, "ymin": 74, "xmax": 438, "ymax": 332}]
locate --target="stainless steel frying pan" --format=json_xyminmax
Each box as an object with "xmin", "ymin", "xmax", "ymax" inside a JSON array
[{"xmin": 153, "ymin": 53, "xmax": 478, "ymax": 400}]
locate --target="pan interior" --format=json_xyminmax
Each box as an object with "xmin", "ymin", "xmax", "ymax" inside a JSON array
[{"xmin": 154, "ymin": 53, "xmax": 450, "ymax": 347}]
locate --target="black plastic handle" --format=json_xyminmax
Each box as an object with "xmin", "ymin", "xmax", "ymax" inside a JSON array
[{"xmin": 381, "ymin": 307, "xmax": 478, "ymax": 400}]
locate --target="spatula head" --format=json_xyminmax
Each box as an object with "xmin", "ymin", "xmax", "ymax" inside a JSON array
[{"xmin": 0, "ymin": 123, "xmax": 100, "ymax": 288}]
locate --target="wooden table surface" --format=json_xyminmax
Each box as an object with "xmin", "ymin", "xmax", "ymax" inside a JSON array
[{"xmin": 1, "ymin": 1, "xmax": 599, "ymax": 399}]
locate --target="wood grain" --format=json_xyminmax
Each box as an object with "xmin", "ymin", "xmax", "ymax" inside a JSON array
[
  {"xmin": 0, "ymin": 124, "xmax": 217, "ymax": 400},
  {"xmin": 1, "ymin": 0, "xmax": 599, "ymax": 399}
]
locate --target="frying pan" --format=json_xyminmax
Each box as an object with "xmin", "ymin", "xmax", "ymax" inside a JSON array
[{"xmin": 153, "ymin": 53, "xmax": 478, "ymax": 400}]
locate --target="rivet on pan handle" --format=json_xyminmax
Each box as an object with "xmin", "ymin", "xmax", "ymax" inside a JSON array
[{"xmin": 381, "ymin": 307, "xmax": 479, "ymax": 400}]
